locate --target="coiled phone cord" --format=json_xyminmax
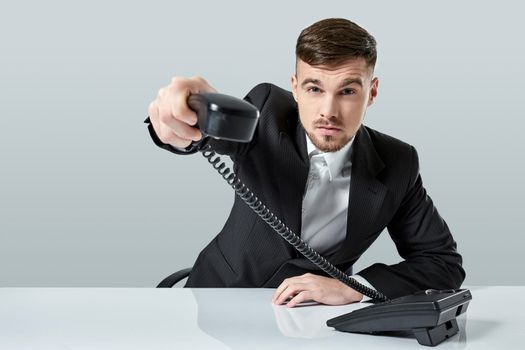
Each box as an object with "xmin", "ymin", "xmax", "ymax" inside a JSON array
[{"xmin": 199, "ymin": 143, "xmax": 389, "ymax": 302}]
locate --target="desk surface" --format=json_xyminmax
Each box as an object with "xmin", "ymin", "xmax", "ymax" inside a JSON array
[{"xmin": 0, "ymin": 286, "xmax": 522, "ymax": 349}]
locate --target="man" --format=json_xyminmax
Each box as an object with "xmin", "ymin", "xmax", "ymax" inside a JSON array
[{"xmin": 145, "ymin": 18, "xmax": 465, "ymax": 307}]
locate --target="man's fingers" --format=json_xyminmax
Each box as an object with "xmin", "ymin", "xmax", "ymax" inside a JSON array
[
  {"xmin": 287, "ymin": 291, "xmax": 312, "ymax": 308},
  {"xmin": 148, "ymin": 101, "xmax": 157, "ymax": 120},
  {"xmin": 158, "ymin": 119, "xmax": 200, "ymax": 148},
  {"xmin": 157, "ymin": 103, "xmax": 202, "ymax": 143},
  {"xmin": 147, "ymin": 76, "xmax": 217, "ymax": 146},
  {"xmin": 273, "ymin": 277, "xmax": 300, "ymax": 303},
  {"xmin": 148, "ymin": 101, "xmax": 160, "ymax": 137},
  {"xmin": 158, "ymin": 100, "xmax": 195, "ymax": 131},
  {"xmin": 273, "ymin": 282, "xmax": 308, "ymax": 305},
  {"xmin": 169, "ymin": 75, "xmax": 216, "ymax": 126},
  {"xmin": 158, "ymin": 123, "xmax": 192, "ymax": 148},
  {"xmin": 165, "ymin": 113, "xmax": 202, "ymax": 141},
  {"xmin": 272, "ymin": 280, "xmax": 289, "ymax": 304},
  {"xmin": 173, "ymin": 89, "xmax": 198, "ymax": 126},
  {"xmin": 172, "ymin": 123, "xmax": 202, "ymax": 142},
  {"xmin": 272, "ymin": 274, "xmax": 314, "ymax": 304}
]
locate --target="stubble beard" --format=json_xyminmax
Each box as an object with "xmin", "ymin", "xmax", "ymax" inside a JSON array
[
  {"xmin": 299, "ymin": 114, "xmax": 354, "ymax": 153},
  {"xmin": 306, "ymin": 130, "xmax": 351, "ymax": 153}
]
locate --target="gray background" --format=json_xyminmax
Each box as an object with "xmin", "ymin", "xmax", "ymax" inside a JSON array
[{"xmin": 1, "ymin": 0, "xmax": 523, "ymax": 287}]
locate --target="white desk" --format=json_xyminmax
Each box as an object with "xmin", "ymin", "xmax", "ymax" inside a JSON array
[{"xmin": 0, "ymin": 286, "xmax": 522, "ymax": 349}]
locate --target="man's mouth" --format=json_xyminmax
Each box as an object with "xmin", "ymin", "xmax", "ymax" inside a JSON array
[{"xmin": 315, "ymin": 125, "xmax": 341, "ymax": 136}]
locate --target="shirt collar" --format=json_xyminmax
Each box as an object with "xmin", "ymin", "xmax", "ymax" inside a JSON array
[{"xmin": 305, "ymin": 133, "xmax": 354, "ymax": 181}]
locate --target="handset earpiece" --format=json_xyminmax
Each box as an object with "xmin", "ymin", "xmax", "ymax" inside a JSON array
[{"xmin": 187, "ymin": 93, "xmax": 259, "ymax": 143}]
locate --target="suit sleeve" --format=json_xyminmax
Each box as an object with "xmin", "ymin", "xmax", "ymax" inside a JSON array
[
  {"xmin": 358, "ymin": 146, "xmax": 466, "ymax": 299},
  {"xmin": 144, "ymin": 83, "xmax": 272, "ymax": 160}
]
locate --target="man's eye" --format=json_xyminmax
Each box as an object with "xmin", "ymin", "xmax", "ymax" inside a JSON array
[
  {"xmin": 307, "ymin": 86, "xmax": 321, "ymax": 93},
  {"xmin": 341, "ymin": 88, "xmax": 356, "ymax": 95}
]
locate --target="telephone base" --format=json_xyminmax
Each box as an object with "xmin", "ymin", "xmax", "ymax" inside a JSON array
[
  {"xmin": 412, "ymin": 318, "xmax": 459, "ymax": 346},
  {"xmin": 327, "ymin": 289, "xmax": 471, "ymax": 347}
]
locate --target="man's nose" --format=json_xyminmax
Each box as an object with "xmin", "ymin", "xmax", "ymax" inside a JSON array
[{"xmin": 319, "ymin": 94, "xmax": 339, "ymax": 118}]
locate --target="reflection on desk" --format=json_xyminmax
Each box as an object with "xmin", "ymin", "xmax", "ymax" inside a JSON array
[{"xmin": 0, "ymin": 286, "xmax": 521, "ymax": 349}]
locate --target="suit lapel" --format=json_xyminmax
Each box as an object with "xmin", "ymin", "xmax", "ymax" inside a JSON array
[
  {"xmin": 276, "ymin": 121, "xmax": 309, "ymax": 238},
  {"xmin": 331, "ymin": 125, "xmax": 387, "ymax": 265}
]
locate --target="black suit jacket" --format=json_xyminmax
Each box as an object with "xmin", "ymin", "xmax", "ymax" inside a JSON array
[{"xmin": 146, "ymin": 83, "xmax": 465, "ymax": 299}]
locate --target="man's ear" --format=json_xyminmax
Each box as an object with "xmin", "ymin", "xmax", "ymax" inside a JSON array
[
  {"xmin": 367, "ymin": 77, "xmax": 379, "ymax": 107},
  {"xmin": 291, "ymin": 74, "xmax": 298, "ymax": 102}
]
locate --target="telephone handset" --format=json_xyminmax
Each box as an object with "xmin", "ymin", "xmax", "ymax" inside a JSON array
[
  {"xmin": 188, "ymin": 93, "xmax": 259, "ymax": 143},
  {"xmin": 185, "ymin": 93, "xmax": 472, "ymax": 346}
]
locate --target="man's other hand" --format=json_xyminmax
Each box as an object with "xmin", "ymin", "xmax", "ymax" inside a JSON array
[{"xmin": 272, "ymin": 273, "xmax": 363, "ymax": 308}]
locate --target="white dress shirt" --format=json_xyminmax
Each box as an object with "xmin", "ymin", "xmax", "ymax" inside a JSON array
[
  {"xmin": 301, "ymin": 136, "xmax": 354, "ymax": 255},
  {"xmin": 302, "ymin": 134, "xmax": 376, "ymax": 301}
]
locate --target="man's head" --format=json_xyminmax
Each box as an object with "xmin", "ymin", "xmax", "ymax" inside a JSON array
[{"xmin": 291, "ymin": 18, "xmax": 378, "ymax": 152}]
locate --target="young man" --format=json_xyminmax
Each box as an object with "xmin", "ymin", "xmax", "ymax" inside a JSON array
[{"xmin": 145, "ymin": 18, "xmax": 465, "ymax": 307}]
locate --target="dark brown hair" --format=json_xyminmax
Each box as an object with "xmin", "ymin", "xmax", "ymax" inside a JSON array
[{"xmin": 296, "ymin": 18, "xmax": 377, "ymax": 70}]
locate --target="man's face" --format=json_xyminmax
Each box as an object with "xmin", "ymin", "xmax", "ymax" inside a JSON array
[{"xmin": 291, "ymin": 58, "xmax": 378, "ymax": 152}]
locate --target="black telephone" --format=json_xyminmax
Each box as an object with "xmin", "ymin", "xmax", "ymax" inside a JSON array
[{"xmin": 186, "ymin": 93, "xmax": 472, "ymax": 347}]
